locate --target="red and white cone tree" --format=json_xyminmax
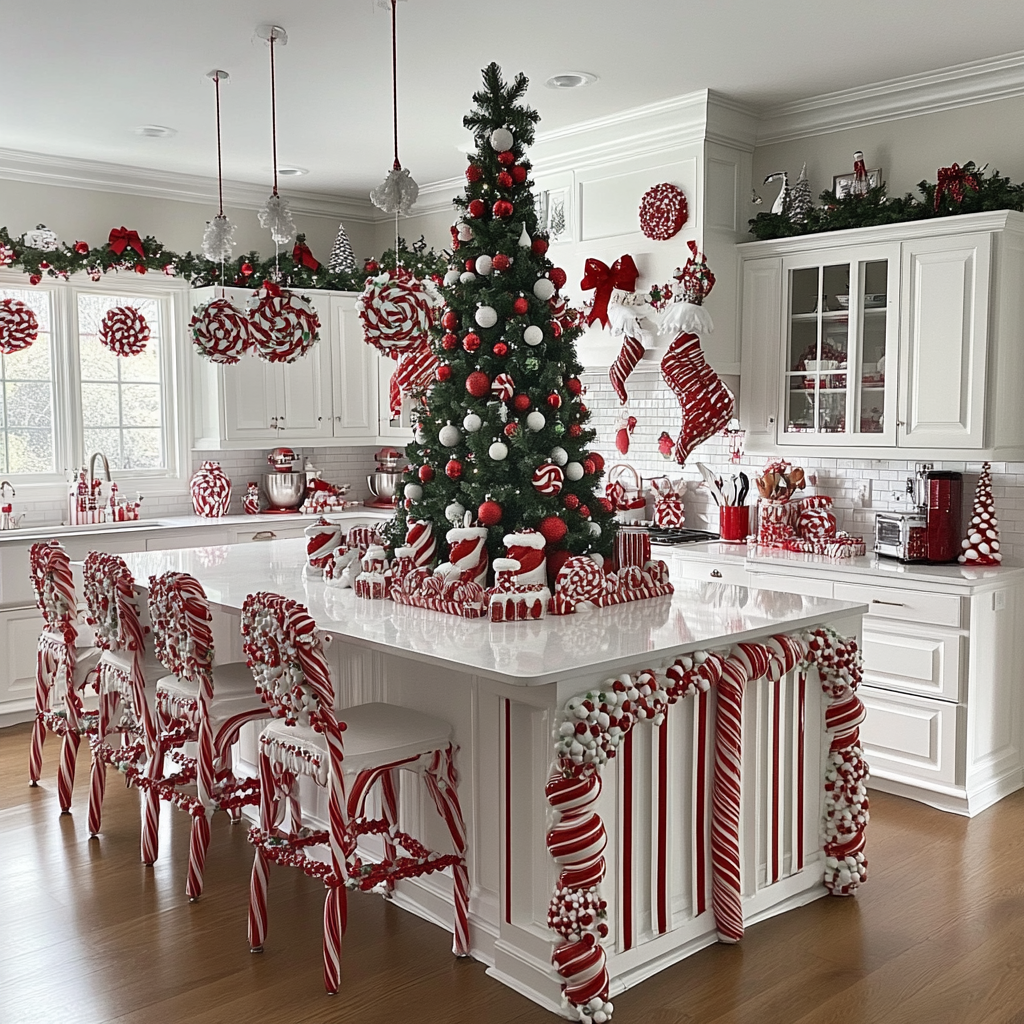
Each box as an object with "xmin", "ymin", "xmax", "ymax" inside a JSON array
[{"xmin": 959, "ymin": 461, "xmax": 1001, "ymax": 565}]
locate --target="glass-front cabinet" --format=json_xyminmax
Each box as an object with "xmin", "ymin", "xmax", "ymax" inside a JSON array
[{"xmin": 781, "ymin": 246, "xmax": 898, "ymax": 446}]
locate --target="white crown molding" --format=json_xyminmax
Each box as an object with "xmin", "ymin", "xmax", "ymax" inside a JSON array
[{"xmin": 757, "ymin": 50, "xmax": 1024, "ymax": 145}]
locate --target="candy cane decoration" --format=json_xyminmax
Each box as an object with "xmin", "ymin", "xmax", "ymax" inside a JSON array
[
  {"xmin": 305, "ymin": 519, "xmax": 343, "ymax": 577},
  {"xmin": 502, "ymin": 529, "xmax": 548, "ymax": 586},
  {"xmin": 405, "ymin": 518, "xmax": 437, "ymax": 568},
  {"xmin": 436, "ymin": 523, "xmax": 489, "ymax": 588},
  {"xmin": 391, "ymin": 342, "xmax": 440, "ymax": 416},
  {"xmin": 609, "ymin": 334, "xmax": 644, "ymax": 405}
]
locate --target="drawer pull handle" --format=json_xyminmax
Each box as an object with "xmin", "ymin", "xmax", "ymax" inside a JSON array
[
  {"xmin": 252, "ymin": 531, "xmax": 277, "ymax": 541},
  {"xmin": 871, "ymin": 599, "xmax": 906, "ymax": 607},
  {"xmin": 710, "ymin": 569, "xmax": 722, "ymax": 578}
]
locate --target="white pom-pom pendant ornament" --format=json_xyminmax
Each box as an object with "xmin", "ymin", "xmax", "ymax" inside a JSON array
[
  {"xmin": 190, "ymin": 297, "xmax": 251, "ymax": 364},
  {"xmin": 526, "ymin": 410, "xmax": 546, "ymax": 432},
  {"xmin": 475, "ymin": 305, "xmax": 498, "ymax": 329},
  {"xmin": 463, "ymin": 412, "xmax": 482, "ymax": 433},
  {"xmin": 438, "ymin": 422, "xmax": 461, "ymax": 447},
  {"xmin": 99, "ymin": 306, "xmax": 151, "ymax": 357},
  {"xmin": 523, "ymin": 325, "xmax": 544, "ymax": 346},
  {"xmin": 533, "ymin": 278, "xmax": 556, "ymax": 301},
  {"xmin": 489, "ymin": 441, "xmax": 509, "ymax": 461},
  {"xmin": 489, "ymin": 127, "xmax": 514, "ymax": 152}
]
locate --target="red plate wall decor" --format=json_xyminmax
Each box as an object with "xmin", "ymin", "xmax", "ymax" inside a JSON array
[{"xmin": 639, "ymin": 183, "xmax": 688, "ymax": 240}]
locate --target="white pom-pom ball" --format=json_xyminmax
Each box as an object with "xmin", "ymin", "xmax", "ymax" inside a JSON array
[
  {"xmin": 550, "ymin": 446, "xmax": 568, "ymax": 466},
  {"xmin": 438, "ymin": 423, "xmax": 461, "ymax": 447},
  {"xmin": 475, "ymin": 255, "xmax": 493, "ymax": 276},
  {"xmin": 445, "ymin": 501, "xmax": 466, "ymax": 524},
  {"xmin": 460, "ymin": 271, "xmax": 477, "ymax": 284},
  {"xmin": 443, "ymin": 269, "xmax": 461, "ymax": 286},
  {"xmin": 475, "ymin": 305, "xmax": 498, "ymax": 328},
  {"xmin": 489, "ymin": 127, "xmax": 514, "ymax": 152},
  {"xmin": 533, "ymin": 278, "xmax": 556, "ymax": 301},
  {"xmin": 404, "ymin": 483, "xmax": 423, "ymax": 502},
  {"xmin": 523, "ymin": 324, "xmax": 544, "ymax": 346},
  {"xmin": 526, "ymin": 410, "xmax": 546, "ymax": 432},
  {"xmin": 463, "ymin": 412, "xmax": 482, "ymax": 432},
  {"xmin": 489, "ymin": 441, "xmax": 509, "ymax": 461},
  {"xmin": 565, "ymin": 462, "xmax": 584, "ymax": 481}
]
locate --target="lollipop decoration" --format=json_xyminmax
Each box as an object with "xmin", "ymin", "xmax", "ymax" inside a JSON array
[
  {"xmin": 247, "ymin": 283, "xmax": 320, "ymax": 363},
  {"xmin": 189, "ymin": 297, "xmax": 251, "ymax": 364},
  {"xmin": 639, "ymin": 182, "xmax": 688, "ymax": 240},
  {"xmin": 0, "ymin": 298, "xmax": 39, "ymax": 355},
  {"xmin": 357, "ymin": 268, "xmax": 439, "ymax": 354},
  {"xmin": 99, "ymin": 306, "xmax": 150, "ymax": 357}
]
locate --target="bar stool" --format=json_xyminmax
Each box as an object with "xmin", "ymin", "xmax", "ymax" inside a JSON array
[
  {"xmin": 27, "ymin": 540, "xmax": 101, "ymax": 812},
  {"xmin": 142, "ymin": 571, "xmax": 270, "ymax": 897},
  {"xmin": 241, "ymin": 591, "xmax": 470, "ymax": 994}
]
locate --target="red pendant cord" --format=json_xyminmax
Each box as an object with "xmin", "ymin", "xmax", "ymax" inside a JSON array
[
  {"xmin": 214, "ymin": 73, "xmax": 225, "ymax": 216},
  {"xmin": 391, "ymin": 0, "xmax": 400, "ymax": 171},
  {"xmin": 270, "ymin": 35, "xmax": 279, "ymax": 196}
]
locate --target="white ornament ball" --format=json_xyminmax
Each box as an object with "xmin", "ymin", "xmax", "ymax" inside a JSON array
[
  {"xmin": 443, "ymin": 269, "xmax": 461, "ymax": 286},
  {"xmin": 438, "ymin": 423, "xmax": 461, "ymax": 447},
  {"xmin": 475, "ymin": 305, "xmax": 498, "ymax": 328},
  {"xmin": 550, "ymin": 446, "xmax": 568, "ymax": 467},
  {"xmin": 489, "ymin": 441, "xmax": 509, "ymax": 461},
  {"xmin": 526, "ymin": 410, "xmax": 546, "ymax": 432},
  {"xmin": 463, "ymin": 412, "xmax": 483, "ymax": 433},
  {"xmin": 565, "ymin": 462, "xmax": 584, "ymax": 481},
  {"xmin": 404, "ymin": 483, "xmax": 423, "ymax": 502},
  {"xmin": 489, "ymin": 127, "xmax": 514, "ymax": 152},
  {"xmin": 523, "ymin": 324, "xmax": 544, "ymax": 346},
  {"xmin": 475, "ymin": 255, "xmax": 493, "ymax": 276},
  {"xmin": 589, "ymin": 521, "xmax": 601, "ymax": 537},
  {"xmin": 460, "ymin": 271, "xmax": 477, "ymax": 284},
  {"xmin": 445, "ymin": 501, "xmax": 466, "ymax": 524},
  {"xmin": 457, "ymin": 222, "xmax": 474, "ymax": 241},
  {"xmin": 533, "ymin": 278, "xmax": 556, "ymax": 301}
]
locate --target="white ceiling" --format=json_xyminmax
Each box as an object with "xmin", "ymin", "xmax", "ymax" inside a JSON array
[{"xmin": 5, "ymin": 1, "xmax": 1024, "ymax": 197}]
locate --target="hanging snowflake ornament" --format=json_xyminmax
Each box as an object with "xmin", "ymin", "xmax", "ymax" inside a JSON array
[
  {"xmin": 202, "ymin": 213, "xmax": 236, "ymax": 262},
  {"xmin": 639, "ymin": 183, "xmax": 688, "ymax": 240},
  {"xmin": 99, "ymin": 306, "xmax": 151, "ymax": 357},
  {"xmin": 258, "ymin": 193, "xmax": 296, "ymax": 245},
  {"xmin": 189, "ymin": 297, "xmax": 252, "ymax": 364},
  {"xmin": 247, "ymin": 283, "xmax": 320, "ymax": 363},
  {"xmin": 0, "ymin": 298, "xmax": 39, "ymax": 355},
  {"xmin": 356, "ymin": 268, "xmax": 439, "ymax": 354},
  {"xmin": 370, "ymin": 165, "xmax": 420, "ymax": 216}
]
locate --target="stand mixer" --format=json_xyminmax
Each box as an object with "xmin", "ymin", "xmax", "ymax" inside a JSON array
[{"xmin": 366, "ymin": 447, "xmax": 405, "ymax": 508}]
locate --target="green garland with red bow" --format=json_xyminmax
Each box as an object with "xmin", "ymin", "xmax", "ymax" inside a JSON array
[{"xmin": 0, "ymin": 225, "xmax": 445, "ymax": 293}]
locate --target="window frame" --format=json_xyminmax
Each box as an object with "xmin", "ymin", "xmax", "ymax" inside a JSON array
[{"xmin": 0, "ymin": 269, "xmax": 191, "ymax": 499}]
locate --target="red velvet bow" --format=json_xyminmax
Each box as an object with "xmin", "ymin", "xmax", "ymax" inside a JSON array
[
  {"xmin": 107, "ymin": 227, "xmax": 144, "ymax": 258},
  {"xmin": 580, "ymin": 254, "xmax": 639, "ymax": 327},
  {"xmin": 292, "ymin": 241, "xmax": 320, "ymax": 271},
  {"xmin": 934, "ymin": 163, "xmax": 979, "ymax": 210}
]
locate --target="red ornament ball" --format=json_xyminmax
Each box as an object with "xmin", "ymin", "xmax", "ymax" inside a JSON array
[
  {"xmin": 492, "ymin": 253, "xmax": 511, "ymax": 272},
  {"xmin": 497, "ymin": 171, "xmax": 513, "ymax": 189},
  {"xmin": 469, "ymin": 199, "xmax": 487, "ymax": 218},
  {"xmin": 445, "ymin": 459, "xmax": 463, "ymax": 480},
  {"xmin": 513, "ymin": 393, "xmax": 531, "ymax": 412},
  {"xmin": 436, "ymin": 364, "xmax": 452, "ymax": 382},
  {"xmin": 462, "ymin": 332, "xmax": 481, "ymax": 352},
  {"xmin": 241, "ymin": 262, "xmax": 254, "ymax": 275},
  {"xmin": 478, "ymin": 500, "xmax": 503, "ymax": 526},
  {"xmin": 442, "ymin": 332, "xmax": 458, "ymax": 350},
  {"xmin": 583, "ymin": 459, "xmax": 596, "ymax": 475},
  {"xmin": 504, "ymin": 422, "xmax": 518, "ymax": 437},
  {"xmin": 590, "ymin": 452, "xmax": 605, "ymax": 473},
  {"xmin": 442, "ymin": 309, "xmax": 458, "ymax": 330},
  {"xmin": 578, "ymin": 505, "xmax": 590, "ymax": 519},
  {"xmin": 568, "ymin": 424, "xmax": 582, "ymax": 437},
  {"xmin": 134, "ymin": 263, "xmax": 147, "ymax": 275},
  {"xmin": 512, "ymin": 165, "xmax": 528, "ymax": 184},
  {"xmin": 538, "ymin": 515, "xmax": 568, "ymax": 545},
  {"xmin": 564, "ymin": 494, "xmax": 580, "ymax": 511},
  {"xmin": 74, "ymin": 240, "xmax": 89, "ymax": 255},
  {"xmin": 466, "ymin": 164, "xmax": 483, "ymax": 183},
  {"xmin": 566, "ymin": 377, "xmax": 582, "ymax": 396},
  {"xmin": 466, "ymin": 370, "xmax": 491, "ymax": 397},
  {"xmin": 465, "ymin": 257, "xmax": 476, "ymax": 271},
  {"xmin": 547, "ymin": 392, "xmax": 563, "ymax": 409},
  {"xmin": 497, "ymin": 150, "xmax": 515, "ymax": 166},
  {"xmin": 418, "ymin": 464, "xmax": 434, "ymax": 483},
  {"xmin": 531, "ymin": 237, "xmax": 549, "ymax": 256},
  {"xmin": 579, "ymin": 404, "xmax": 588, "ymax": 415},
  {"xmin": 550, "ymin": 268, "xmax": 567, "ymax": 289},
  {"xmin": 28, "ymin": 275, "xmax": 41, "ymax": 285},
  {"xmin": 513, "ymin": 296, "xmax": 529, "ymax": 315},
  {"xmin": 492, "ymin": 342, "xmax": 508, "ymax": 357},
  {"xmin": 597, "ymin": 497, "xmax": 613, "ymax": 514},
  {"xmin": 493, "ymin": 200, "xmax": 515, "ymax": 219},
  {"xmin": 550, "ymin": 320, "xmax": 563, "ymax": 338}
]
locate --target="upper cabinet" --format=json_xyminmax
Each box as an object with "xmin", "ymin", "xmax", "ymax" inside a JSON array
[
  {"xmin": 738, "ymin": 211, "xmax": 1024, "ymax": 459},
  {"xmin": 191, "ymin": 287, "xmax": 411, "ymax": 450}
]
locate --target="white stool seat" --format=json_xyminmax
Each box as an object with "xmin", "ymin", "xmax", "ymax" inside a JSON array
[
  {"xmin": 157, "ymin": 662, "xmax": 265, "ymax": 727},
  {"xmin": 73, "ymin": 645, "xmax": 102, "ymax": 685},
  {"xmin": 99, "ymin": 647, "xmax": 167, "ymax": 682}
]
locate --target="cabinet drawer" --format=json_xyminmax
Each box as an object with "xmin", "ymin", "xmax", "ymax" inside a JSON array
[
  {"xmin": 666, "ymin": 559, "xmax": 749, "ymax": 588},
  {"xmin": 232, "ymin": 525, "xmax": 309, "ymax": 543},
  {"xmin": 747, "ymin": 572, "xmax": 834, "ymax": 599},
  {"xmin": 862, "ymin": 625, "xmax": 963, "ymax": 702},
  {"xmin": 860, "ymin": 686, "xmax": 960, "ymax": 787},
  {"xmin": 833, "ymin": 581, "xmax": 962, "ymax": 628}
]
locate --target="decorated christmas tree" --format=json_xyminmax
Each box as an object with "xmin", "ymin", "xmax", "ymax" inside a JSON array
[
  {"xmin": 388, "ymin": 63, "xmax": 617, "ymax": 581},
  {"xmin": 327, "ymin": 221, "xmax": 357, "ymax": 274},
  {"xmin": 959, "ymin": 461, "xmax": 1002, "ymax": 564}
]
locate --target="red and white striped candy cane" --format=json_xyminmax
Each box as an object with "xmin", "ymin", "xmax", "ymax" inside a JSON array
[
  {"xmin": 609, "ymin": 333, "xmax": 644, "ymax": 405},
  {"xmin": 248, "ymin": 744, "xmax": 276, "ymax": 952},
  {"xmin": 323, "ymin": 718, "xmax": 349, "ymax": 993},
  {"xmin": 405, "ymin": 519, "xmax": 436, "ymax": 567},
  {"xmin": 392, "ymin": 341, "xmax": 439, "ymax": 416}
]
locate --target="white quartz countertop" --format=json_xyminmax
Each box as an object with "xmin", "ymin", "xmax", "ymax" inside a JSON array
[
  {"xmin": 118, "ymin": 539, "xmax": 865, "ymax": 688},
  {"xmin": 653, "ymin": 540, "xmax": 1024, "ymax": 591}
]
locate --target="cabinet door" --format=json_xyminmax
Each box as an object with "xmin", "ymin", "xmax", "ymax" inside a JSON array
[
  {"xmin": 277, "ymin": 337, "xmax": 334, "ymax": 442},
  {"xmin": 330, "ymin": 296, "xmax": 378, "ymax": 439},
  {"xmin": 898, "ymin": 233, "xmax": 990, "ymax": 448},
  {"xmin": 222, "ymin": 355, "xmax": 279, "ymax": 443},
  {"xmin": 0, "ymin": 606, "xmax": 44, "ymax": 720},
  {"xmin": 739, "ymin": 257, "xmax": 782, "ymax": 445}
]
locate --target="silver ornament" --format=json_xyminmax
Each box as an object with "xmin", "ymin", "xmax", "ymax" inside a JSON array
[
  {"xmin": 533, "ymin": 278, "xmax": 556, "ymax": 301},
  {"xmin": 488, "ymin": 440, "xmax": 509, "ymax": 461},
  {"xmin": 526, "ymin": 410, "xmax": 546, "ymax": 432},
  {"xmin": 439, "ymin": 422, "xmax": 461, "ymax": 447},
  {"xmin": 475, "ymin": 255, "xmax": 493, "ymax": 276},
  {"xmin": 460, "ymin": 271, "xmax": 477, "ymax": 284},
  {"xmin": 444, "ymin": 269, "xmax": 461, "ymax": 286},
  {"xmin": 445, "ymin": 501, "xmax": 466, "ymax": 524},
  {"xmin": 463, "ymin": 412, "xmax": 482, "ymax": 432},
  {"xmin": 403, "ymin": 482, "xmax": 423, "ymax": 501},
  {"xmin": 550, "ymin": 447, "xmax": 568, "ymax": 467},
  {"xmin": 565, "ymin": 462, "xmax": 584, "ymax": 481}
]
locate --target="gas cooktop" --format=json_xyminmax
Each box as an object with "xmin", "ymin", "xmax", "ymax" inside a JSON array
[{"xmin": 643, "ymin": 526, "xmax": 720, "ymax": 545}]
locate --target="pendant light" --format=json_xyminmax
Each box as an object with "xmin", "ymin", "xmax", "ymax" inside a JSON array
[
  {"xmin": 201, "ymin": 69, "xmax": 235, "ymax": 263},
  {"xmin": 256, "ymin": 24, "xmax": 296, "ymax": 248}
]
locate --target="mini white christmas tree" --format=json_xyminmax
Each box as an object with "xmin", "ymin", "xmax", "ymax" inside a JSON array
[
  {"xmin": 959, "ymin": 461, "xmax": 1001, "ymax": 565},
  {"xmin": 328, "ymin": 221, "xmax": 357, "ymax": 274}
]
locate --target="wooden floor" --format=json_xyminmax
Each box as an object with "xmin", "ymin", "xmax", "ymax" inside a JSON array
[{"xmin": 4, "ymin": 723, "xmax": 1024, "ymax": 1024}]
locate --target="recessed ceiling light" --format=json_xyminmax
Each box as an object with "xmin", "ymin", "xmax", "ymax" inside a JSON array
[
  {"xmin": 276, "ymin": 166, "xmax": 308, "ymax": 176},
  {"xmin": 134, "ymin": 125, "xmax": 177, "ymax": 138},
  {"xmin": 545, "ymin": 72, "xmax": 598, "ymax": 90}
]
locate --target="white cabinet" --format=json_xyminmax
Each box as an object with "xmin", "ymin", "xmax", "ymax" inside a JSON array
[
  {"xmin": 738, "ymin": 211, "xmax": 1024, "ymax": 459},
  {"xmin": 0, "ymin": 606, "xmax": 44, "ymax": 727},
  {"xmin": 330, "ymin": 295, "xmax": 378, "ymax": 439}
]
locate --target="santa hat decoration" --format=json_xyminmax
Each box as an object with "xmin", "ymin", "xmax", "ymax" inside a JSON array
[{"xmin": 959, "ymin": 462, "xmax": 1001, "ymax": 565}]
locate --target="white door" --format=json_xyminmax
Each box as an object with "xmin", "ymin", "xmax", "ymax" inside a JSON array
[
  {"xmin": 329, "ymin": 295, "xmax": 378, "ymax": 440},
  {"xmin": 739, "ymin": 256, "xmax": 782, "ymax": 446},
  {"xmin": 276, "ymin": 344, "xmax": 334, "ymax": 442},
  {"xmin": 0, "ymin": 607, "xmax": 44, "ymax": 719},
  {"xmin": 898, "ymin": 233, "xmax": 991, "ymax": 448},
  {"xmin": 222, "ymin": 355, "xmax": 280, "ymax": 443}
]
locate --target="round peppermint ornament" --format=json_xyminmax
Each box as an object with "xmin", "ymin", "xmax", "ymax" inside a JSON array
[
  {"xmin": 99, "ymin": 306, "xmax": 150, "ymax": 357},
  {"xmin": 356, "ymin": 268, "xmax": 435, "ymax": 355},
  {"xmin": 248, "ymin": 287, "xmax": 320, "ymax": 363},
  {"xmin": 533, "ymin": 462, "xmax": 564, "ymax": 496},
  {"xmin": 0, "ymin": 298, "xmax": 39, "ymax": 355},
  {"xmin": 639, "ymin": 182, "xmax": 689, "ymax": 240},
  {"xmin": 189, "ymin": 297, "xmax": 251, "ymax": 364}
]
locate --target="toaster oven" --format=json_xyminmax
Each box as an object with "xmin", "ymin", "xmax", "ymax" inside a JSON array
[{"xmin": 874, "ymin": 511, "xmax": 928, "ymax": 562}]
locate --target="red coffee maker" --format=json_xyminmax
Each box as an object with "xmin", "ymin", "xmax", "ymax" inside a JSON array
[{"xmin": 925, "ymin": 470, "xmax": 962, "ymax": 563}]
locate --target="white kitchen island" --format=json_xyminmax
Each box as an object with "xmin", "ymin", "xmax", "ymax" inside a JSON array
[{"xmin": 118, "ymin": 539, "xmax": 867, "ymax": 1022}]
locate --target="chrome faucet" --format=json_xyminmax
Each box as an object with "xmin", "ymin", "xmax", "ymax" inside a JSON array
[
  {"xmin": 0, "ymin": 480, "xmax": 13, "ymax": 499},
  {"xmin": 0, "ymin": 480, "xmax": 20, "ymax": 530},
  {"xmin": 88, "ymin": 451, "xmax": 111, "ymax": 483}
]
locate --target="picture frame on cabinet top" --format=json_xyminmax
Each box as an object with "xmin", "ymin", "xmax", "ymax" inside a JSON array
[{"xmin": 833, "ymin": 168, "xmax": 883, "ymax": 198}]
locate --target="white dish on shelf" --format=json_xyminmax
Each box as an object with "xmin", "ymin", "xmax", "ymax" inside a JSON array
[{"xmin": 835, "ymin": 293, "xmax": 886, "ymax": 309}]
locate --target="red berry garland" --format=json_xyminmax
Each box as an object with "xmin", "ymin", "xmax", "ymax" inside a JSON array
[
  {"xmin": 0, "ymin": 298, "xmax": 39, "ymax": 355},
  {"xmin": 99, "ymin": 306, "xmax": 150, "ymax": 357},
  {"xmin": 189, "ymin": 297, "xmax": 251, "ymax": 364},
  {"xmin": 639, "ymin": 182, "xmax": 689, "ymax": 240}
]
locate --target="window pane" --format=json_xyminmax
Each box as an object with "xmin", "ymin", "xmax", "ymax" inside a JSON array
[
  {"xmin": 122, "ymin": 428, "xmax": 163, "ymax": 469},
  {"xmin": 5, "ymin": 334, "xmax": 51, "ymax": 381},
  {"xmin": 83, "ymin": 427, "xmax": 122, "ymax": 470},
  {"xmin": 6, "ymin": 381, "xmax": 52, "ymax": 427},
  {"xmin": 119, "ymin": 344, "xmax": 160, "ymax": 383},
  {"xmin": 79, "ymin": 337, "xmax": 119, "ymax": 382},
  {"xmin": 120, "ymin": 383, "xmax": 161, "ymax": 427},
  {"xmin": 7, "ymin": 429, "xmax": 53, "ymax": 473},
  {"xmin": 81, "ymin": 383, "xmax": 120, "ymax": 427}
]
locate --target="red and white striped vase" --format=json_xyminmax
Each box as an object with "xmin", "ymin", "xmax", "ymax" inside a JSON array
[{"xmin": 190, "ymin": 461, "xmax": 232, "ymax": 517}]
